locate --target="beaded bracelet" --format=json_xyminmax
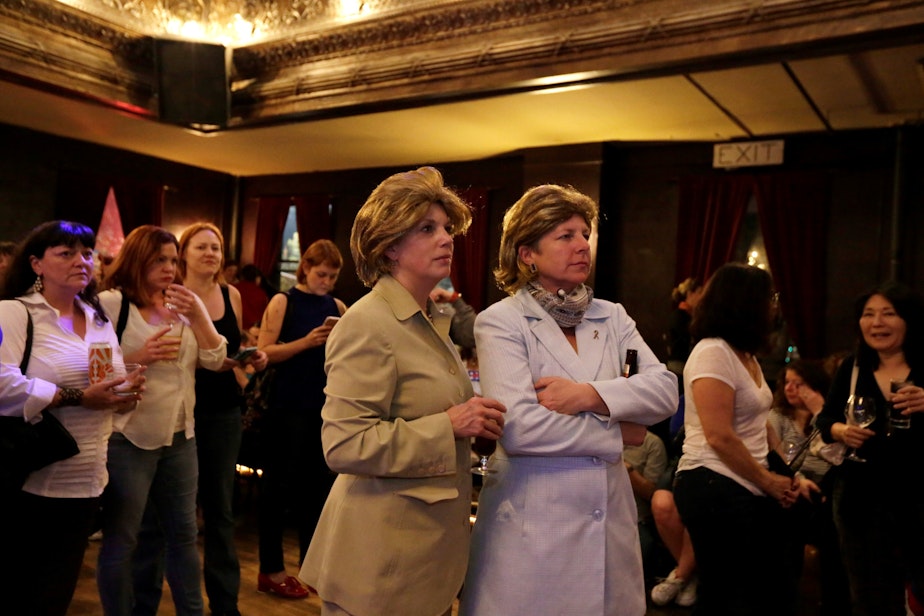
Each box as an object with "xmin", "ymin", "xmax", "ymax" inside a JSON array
[{"xmin": 58, "ymin": 387, "xmax": 84, "ymax": 407}]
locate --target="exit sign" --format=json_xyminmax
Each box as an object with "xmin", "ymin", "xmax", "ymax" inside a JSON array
[{"xmin": 713, "ymin": 140, "xmax": 784, "ymax": 168}]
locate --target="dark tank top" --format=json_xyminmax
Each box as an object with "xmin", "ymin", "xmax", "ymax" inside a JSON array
[
  {"xmin": 270, "ymin": 287, "xmax": 339, "ymax": 412},
  {"xmin": 195, "ymin": 285, "xmax": 242, "ymax": 413}
]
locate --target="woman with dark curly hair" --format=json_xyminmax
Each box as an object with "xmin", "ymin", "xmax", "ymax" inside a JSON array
[{"xmin": 768, "ymin": 359, "xmax": 850, "ymax": 616}]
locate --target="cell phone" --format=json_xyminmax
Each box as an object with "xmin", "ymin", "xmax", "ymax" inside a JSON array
[
  {"xmin": 323, "ymin": 316, "xmax": 341, "ymax": 327},
  {"xmin": 232, "ymin": 346, "xmax": 258, "ymax": 362}
]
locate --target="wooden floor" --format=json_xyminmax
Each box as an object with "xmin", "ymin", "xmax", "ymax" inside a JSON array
[{"xmin": 67, "ymin": 478, "xmax": 821, "ymax": 616}]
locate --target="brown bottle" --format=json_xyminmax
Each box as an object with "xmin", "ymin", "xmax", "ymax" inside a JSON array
[{"xmin": 622, "ymin": 349, "xmax": 638, "ymax": 378}]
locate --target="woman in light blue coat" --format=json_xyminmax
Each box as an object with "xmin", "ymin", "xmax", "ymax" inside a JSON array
[{"xmin": 460, "ymin": 185, "xmax": 678, "ymax": 616}]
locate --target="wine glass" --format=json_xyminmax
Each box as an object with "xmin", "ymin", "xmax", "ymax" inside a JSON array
[
  {"xmin": 471, "ymin": 436, "xmax": 497, "ymax": 475},
  {"xmin": 844, "ymin": 395, "xmax": 876, "ymax": 462},
  {"xmin": 781, "ymin": 438, "xmax": 801, "ymax": 466}
]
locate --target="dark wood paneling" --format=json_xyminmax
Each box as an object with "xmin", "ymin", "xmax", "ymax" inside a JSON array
[
  {"xmin": 2, "ymin": 121, "xmax": 922, "ymax": 359},
  {"xmin": 0, "ymin": 122, "xmax": 235, "ymax": 246}
]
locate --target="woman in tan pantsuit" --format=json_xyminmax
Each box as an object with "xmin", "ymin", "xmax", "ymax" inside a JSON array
[{"xmin": 299, "ymin": 166, "xmax": 506, "ymax": 616}]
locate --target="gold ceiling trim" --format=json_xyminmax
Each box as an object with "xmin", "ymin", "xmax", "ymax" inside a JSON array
[
  {"xmin": 54, "ymin": 0, "xmax": 460, "ymax": 44},
  {"xmin": 1, "ymin": 0, "xmax": 923, "ymax": 127},
  {"xmin": 232, "ymin": 0, "xmax": 924, "ymax": 122}
]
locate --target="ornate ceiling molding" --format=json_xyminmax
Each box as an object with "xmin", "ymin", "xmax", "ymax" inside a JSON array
[
  {"xmin": 231, "ymin": 0, "xmax": 924, "ymax": 123},
  {"xmin": 0, "ymin": 0, "xmax": 155, "ymax": 111},
  {"xmin": 59, "ymin": 0, "xmax": 445, "ymax": 43},
  {"xmin": 0, "ymin": 0, "xmax": 922, "ymax": 127}
]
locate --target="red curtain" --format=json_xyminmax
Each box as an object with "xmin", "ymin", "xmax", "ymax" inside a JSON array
[
  {"xmin": 252, "ymin": 196, "xmax": 291, "ymax": 277},
  {"xmin": 295, "ymin": 194, "xmax": 334, "ymax": 254},
  {"xmin": 454, "ymin": 188, "xmax": 490, "ymax": 311},
  {"xmin": 755, "ymin": 173, "xmax": 829, "ymax": 358},
  {"xmin": 253, "ymin": 194, "xmax": 333, "ymax": 278},
  {"xmin": 675, "ymin": 172, "xmax": 830, "ymax": 359},
  {"xmin": 674, "ymin": 175, "xmax": 752, "ymax": 284}
]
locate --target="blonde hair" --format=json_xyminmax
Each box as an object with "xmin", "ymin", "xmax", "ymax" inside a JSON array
[
  {"xmin": 178, "ymin": 222, "xmax": 225, "ymax": 284},
  {"xmin": 350, "ymin": 166, "xmax": 472, "ymax": 287},
  {"xmin": 494, "ymin": 184, "xmax": 598, "ymax": 295},
  {"xmin": 296, "ymin": 239, "xmax": 343, "ymax": 284}
]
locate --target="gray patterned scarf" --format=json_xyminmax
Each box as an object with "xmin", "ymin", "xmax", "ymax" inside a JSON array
[{"xmin": 526, "ymin": 280, "xmax": 593, "ymax": 328}]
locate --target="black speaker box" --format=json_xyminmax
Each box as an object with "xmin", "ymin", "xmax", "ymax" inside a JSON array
[{"xmin": 154, "ymin": 39, "xmax": 229, "ymax": 128}]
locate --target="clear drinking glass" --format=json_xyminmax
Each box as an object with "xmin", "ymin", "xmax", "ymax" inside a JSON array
[
  {"xmin": 889, "ymin": 379, "xmax": 913, "ymax": 431},
  {"xmin": 114, "ymin": 363, "xmax": 143, "ymax": 396},
  {"xmin": 781, "ymin": 438, "xmax": 801, "ymax": 465},
  {"xmin": 162, "ymin": 320, "xmax": 184, "ymax": 362},
  {"xmin": 844, "ymin": 395, "xmax": 876, "ymax": 462}
]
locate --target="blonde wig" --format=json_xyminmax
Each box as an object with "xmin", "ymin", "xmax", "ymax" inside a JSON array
[
  {"xmin": 350, "ymin": 166, "xmax": 472, "ymax": 287},
  {"xmin": 494, "ymin": 184, "xmax": 598, "ymax": 295}
]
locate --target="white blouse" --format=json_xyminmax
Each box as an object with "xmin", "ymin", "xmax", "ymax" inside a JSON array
[
  {"xmin": 99, "ymin": 290, "xmax": 225, "ymax": 449},
  {"xmin": 677, "ymin": 337, "xmax": 774, "ymax": 495},
  {"xmin": 0, "ymin": 292, "xmax": 123, "ymax": 498}
]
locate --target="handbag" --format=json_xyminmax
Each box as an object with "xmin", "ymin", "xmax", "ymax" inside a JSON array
[{"xmin": 0, "ymin": 303, "xmax": 80, "ymax": 491}]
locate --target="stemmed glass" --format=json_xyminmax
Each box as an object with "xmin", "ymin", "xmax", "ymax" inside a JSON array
[
  {"xmin": 471, "ymin": 436, "xmax": 497, "ymax": 475},
  {"xmin": 844, "ymin": 395, "xmax": 876, "ymax": 462},
  {"xmin": 781, "ymin": 438, "xmax": 801, "ymax": 466}
]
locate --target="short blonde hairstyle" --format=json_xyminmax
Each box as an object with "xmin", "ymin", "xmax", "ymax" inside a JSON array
[
  {"xmin": 178, "ymin": 222, "xmax": 225, "ymax": 284},
  {"xmin": 495, "ymin": 184, "xmax": 598, "ymax": 295},
  {"xmin": 351, "ymin": 166, "xmax": 472, "ymax": 287},
  {"xmin": 296, "ymin": 239, "xmax": 343, "ymax": 284}
]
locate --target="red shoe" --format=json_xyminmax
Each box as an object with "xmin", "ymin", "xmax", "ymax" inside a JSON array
[{"xmin": 257, "ymin": 573, "xmax": 310, "ymax": 599}]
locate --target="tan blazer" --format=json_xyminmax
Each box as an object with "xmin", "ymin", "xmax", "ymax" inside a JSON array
[{"xmin": 300, "ymin": 275, "xmax": 474, "ymax": 616}]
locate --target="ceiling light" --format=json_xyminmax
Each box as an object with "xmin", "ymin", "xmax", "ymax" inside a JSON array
[{"xmin": 58, "ymin": 0, "xmax": 387, "ymax": 45}]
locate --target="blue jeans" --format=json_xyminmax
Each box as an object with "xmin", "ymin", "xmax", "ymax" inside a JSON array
[
  {"xmin": 97, "ymin": 432, "xmax": 203, "ymax": 616},
  {"xmin": 196, "ymin": 407, "xmax": 243, "ymax": 613}
]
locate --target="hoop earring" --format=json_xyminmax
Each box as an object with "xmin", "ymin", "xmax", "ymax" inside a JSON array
[
  {"xmin": 33, "ymin": 275, "xmax": 44, "ymax": 293},
  {"xmin": 529, "ymin": 263, "xmax": 537, "ymax": 273}
]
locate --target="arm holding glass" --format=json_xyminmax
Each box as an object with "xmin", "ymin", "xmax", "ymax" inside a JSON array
[{"xmin": 320, "ymin": 292, "xmax": 504, "ymax": 478}]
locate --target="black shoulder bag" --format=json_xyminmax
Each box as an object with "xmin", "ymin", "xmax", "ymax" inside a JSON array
[{"xmin": 0, "ymin": 303, "xmax": 80, "ymax": 491}]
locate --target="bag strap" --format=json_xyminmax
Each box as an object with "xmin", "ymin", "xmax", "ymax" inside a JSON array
[
  {"xmin": 849, "ymin": 359, "xmax": 859, "ymax": 398},
  {"xmin": 788, "ymin": 427, "xmax": 819, "ymax": 472},
  {"xmin": 116, "ymin": 291, "xmax": 130, "ymax": 343},
  {"xmin": 15, "ymin": 300, "xmax": 34, "ymax": 374}
]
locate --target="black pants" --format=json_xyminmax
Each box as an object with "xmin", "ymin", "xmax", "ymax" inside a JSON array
[
  {"xmin": 674, "ymin": 467, "xmax": 796, "ymax": 616},
  {"xmin": 258, "ymin": 409, "xmax": 336, "ymax": 573},
  {"xmin": 0, "ymin": 490, "xmax": 99, "ymax": 616}
]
